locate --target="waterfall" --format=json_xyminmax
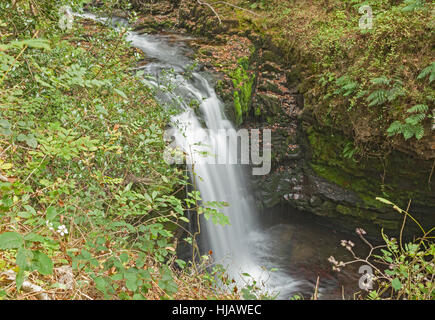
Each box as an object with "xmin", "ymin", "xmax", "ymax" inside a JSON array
[
  {"xmin": 127, "ymin": 33, "xmax": 260, "ymax": 278},
  {"xmin": 77, "ymin": 13, "xmax": 305, "ymax": 298}
]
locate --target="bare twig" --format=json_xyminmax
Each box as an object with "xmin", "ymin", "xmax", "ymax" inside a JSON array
[
  {"xmin": 313, "ymin": 276, "xmax": 320, "ymax": 300},
  {"xmin": 197, "ymin": 0, "xmax": 222, "ymax": 24}
]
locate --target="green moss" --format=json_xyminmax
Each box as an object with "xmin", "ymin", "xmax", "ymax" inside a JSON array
[
  {"xmin": 230, "ymin": 57, "xmax": 254, "ymax": 125},
  {"xmin": 306, "ymin": 125, "xmax": 434, "ymax": 212},
  {"xmin": 336, "ymin": 204, "xmax": 378, "ymax": 220},
  {"xmin": 233, "ymin": 91, "xmax": 243, "ymax": 125}
]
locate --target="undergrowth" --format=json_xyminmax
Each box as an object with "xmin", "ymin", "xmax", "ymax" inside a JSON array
[{"xmin": 329, "ymin": 197, "xmax": 434, "ymax": 300}]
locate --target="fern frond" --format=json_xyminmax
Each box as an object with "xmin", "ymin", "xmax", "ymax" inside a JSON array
[
  {"xmin": 417, "ymin": 62, "xmax": 435, "ymax": 83},
  {"xmin": 387, "ymin": 87, "xmax": 405, "ymax": 102},
  {"xmin": 402, "ymin": 0, "xmax": 426, "ymax": 12},
  {"xmin": 414, "ymin": 124, "xmax": 425, "ymax": 140},
  {"xmin": 407, "ymin": 104, "xmax": 428, "ymax": 113},
  {"xmin": 387, "ymin": 121, "xmax": 403, "ymax": 136},
  {"xmin": 367, "ymin": 90, "xmax": 387, "ymax": 106},
  {"xmin": 405, "ymin": 113, "xmax": 426, "ymax": 125},
  {"xmin": 370, "ymin": 77, "xmax": 391, "ymax": 86}
]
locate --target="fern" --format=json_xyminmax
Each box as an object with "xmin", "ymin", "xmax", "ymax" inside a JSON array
[
  {"xmin": 387, "ymin": 104, "xmax": 429, "ymax": 140},
  {"xmin": 370, "ymin": 77, "xmax": 391, "ymax": 86},
  {"xmin": 334, "ymin": 76, "xmax": 358, "ymax": 97},
  {"xmin": 367, "ymin": 89, "xmax": 387, "ymax": 106},
  {"xmin": 387, "ymin": 121, "xmax": 403, "ymax": 135},
  {"xmin": 402, "ymin": 0, "xmax": 426, "ymax": 12},
  {"xmin": 417, "ymin": 62, "xmax": 435, "ymax": 84},
  {"xmin": 407, "ymin": 104, "xmax": 428, "ymax": 113},
  {"xmin": 367, "ymin": 78, "xmax": 405, "ymax": 106},
  {"xmin": 405, "ymin": 113, "xmax": 426, "ymax": 125},
  {"xmin": 387, "ymin": 86, "xmax": 406, "ymax": 102}
]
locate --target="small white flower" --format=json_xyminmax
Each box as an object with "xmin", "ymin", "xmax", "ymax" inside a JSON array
[
  {"xmin": 46, "ymin": 220, "xmax": 54, "ymax": 231},
  {"xmin": 328, "ymin": 256, "xmax": 338, "ymax": 265},
  {"xmin": 356, "ymin": 228, "xmax": 367, "ymax": 235},
  {"xmin": 57, "ymin": 224, "xmax": 68, "ymax": 237}
]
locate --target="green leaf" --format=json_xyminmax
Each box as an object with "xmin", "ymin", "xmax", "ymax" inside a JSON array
[
  {"xmin": 241, "ymin": 288, "xmax": 257, "ymax": 300},
  {"xmin": 19, "ymin": 39, "xmax": 51, "ymax": 50},
  {"xmin": 25, "ymin": 135, "xmax": 38, "ymax": 148},
  {"xmin": 407, "ymin": 104, "xmax": 428, "ymax": 113},
  {"xmin": 370, "ymin": 77, "xmax": 390, "ymax": 85},
  {"xmin": 124, "ymin": 271, "xmax": 138, "ymax": 292},
  {"xmin": 391, "ymin": 278, "xmax": 402, "ymax": 291},
  {"xmin": 94, "ymin": 276, "xmax": 109, "ymax": 295},
  {"xmin": 32, "ymin": 251, "xmax": 53, "ymax": 275},
  {"xmin": 179, "ymin": 216, "xmax": 189, "ymax": 223},
  {"xmin": 414, "ymin": 124, "xmax": 425, "ymax": 140},
  {"xmin": 119, "ymin": 253, "xmax": 129, "ymax": 263},
  {"xmin": 367, "ymin": 90, "xmax": 387, "ymax": 106},
  {"xmin": 16, "ymin": 269, "xmax": 25, "ymax": 292},
  {"xmin": 0, "ymin": 232, "xmax": 24, "ymax": 249},
  {"xmin": 135, "ymin": 253, "xmax": 146, "ymax": 268},
  {"xmin": 114, "ymin": 88, "xmax": 128, "ymax": 99},
  {"xmin": 24, "ymin": 233, "xmax": 46, "ymax": 243},
  {"xmin": 417, "ymin": 62, "xmax": 435, "ymax": 83},
  {"xmin": 46, "ymin": 207, "xmax": 57, "ymax": 221},
  {"xmin": 18, "ymin": 211, "xmax": 33, "ymax": 218},
  {"xmin": 175, "ymin": 259, "xmax": 186, "ymax": 269},
  {"xmin": 132, "ymin": 293, "xmax": 146, "ymax": 300},
  {"xmin": 376, "ymin": 197, "xmax": 394, "ymax": 205},
  {"xmin": 16, "ymin": 247, "xmax": 33, "ymax": 269},
  {"xmin": 0, "ymin": 119, "xmax": 12, "ymax": 135}
]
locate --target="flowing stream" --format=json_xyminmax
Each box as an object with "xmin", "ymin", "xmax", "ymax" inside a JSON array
[{"xmin": 79, "ymin": 13, "xmax": 361, "ymax": 299}]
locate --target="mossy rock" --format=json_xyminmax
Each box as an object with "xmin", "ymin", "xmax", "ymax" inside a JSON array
[{"xmin": 303, "ymin": 123, "xmax": 435, "ymax": 235}]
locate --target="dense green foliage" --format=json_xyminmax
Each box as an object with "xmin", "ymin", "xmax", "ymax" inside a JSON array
[
  {"xmin": 0, "ymin": 0, "xmax": 236, "ymax": 300},
  {"xmin": 250, "ymin": 0, "xmax": 434, "ymax": 158},
  {"xmin": 0, "ymin": 0, "xmax": 433, "ymax": 301},
  {"xmin": 330, "ymin": 198, "xmax": 434, "ymax": 300}
]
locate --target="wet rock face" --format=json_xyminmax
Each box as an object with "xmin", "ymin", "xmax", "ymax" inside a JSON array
[
  {"xmin": 251, "ymin": 120, "xmax": 435, "ymax": 237},
  {"xmin": 133, "ymin": 1, "xmax": 435, "ymax": 238},
  {"xmin": 236, "ymin": 35, "xmax": 435, "ymax": 238},
  {"xmin": 206, "ymin": 31, "xmax": 435, "ymax": 237}
]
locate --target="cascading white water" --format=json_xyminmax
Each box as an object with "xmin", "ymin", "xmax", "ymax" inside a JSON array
[
  {"xmin": 124, "ymin": 30, "xmax": 269, "ymax": 282},
  {"xmin": 77, "ymin": 13, "xmax": 306, "ymax": 297},
  {"xmin": 131, "ymin": 39, "xmax": 259, "ymax": 276}
]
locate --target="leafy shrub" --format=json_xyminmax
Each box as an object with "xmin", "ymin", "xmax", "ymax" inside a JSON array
[
  {"xmin": 329, "ymin": 197, "xmax": 434, "ymax": 300},
  {"xmin": 0, "ymin": 1, "xmax": 234, "ymax": 300}
]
